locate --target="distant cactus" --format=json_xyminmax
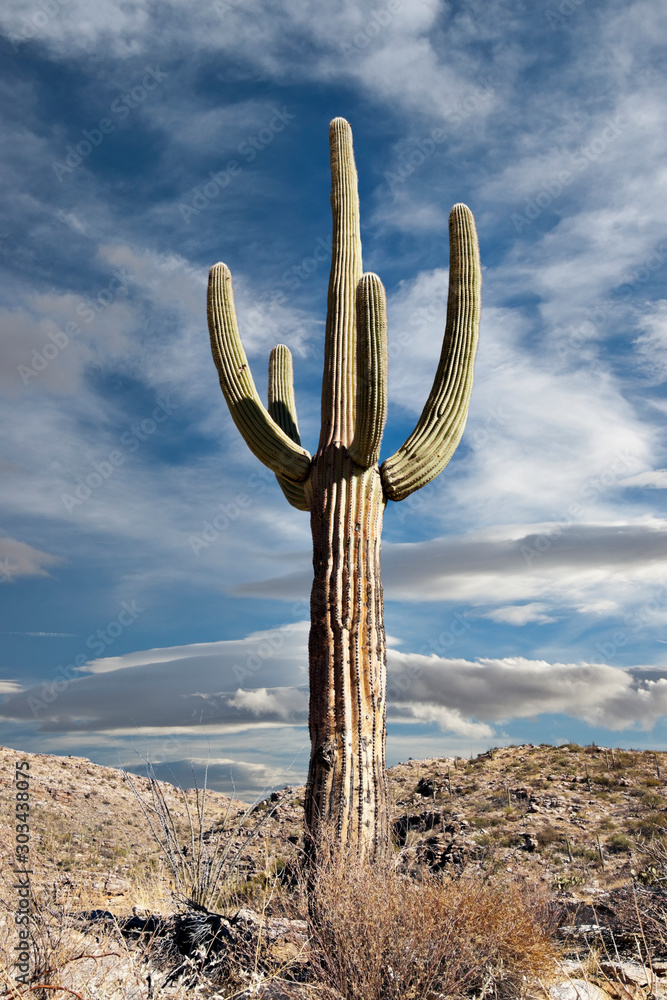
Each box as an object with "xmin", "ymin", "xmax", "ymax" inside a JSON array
[{"xmin": 207, "ymin": 117, "xmax": 481, "ymax": 857}]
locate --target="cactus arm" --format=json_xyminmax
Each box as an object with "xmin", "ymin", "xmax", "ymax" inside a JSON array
[
  {"xmin": 348, "ymin": 273, "xmax": 388, "ymax": 468},
  {"xmin": 268, "ymin": 344, "xmax": 301, "ymax": 444},
  {"xmin": 380, "ymin": 203, "xmax": 481, "ymax": 502},
  {"xmin": 268, "ymin": 345, "xmax": 310, "ymax": 511},
  {"xmin": 319, "ymin": 117, "xmax": 363, "ymax": 450},
  {"xmin": 208, "ymin": 262, "xmax": 311, "ymax": 482}
]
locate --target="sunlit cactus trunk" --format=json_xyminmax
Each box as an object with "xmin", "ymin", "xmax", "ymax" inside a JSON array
[
  {"xmin": 206, "ymin": 117, "xmax": 481, "ymax": 859},
  {"xmin": 306, "ymin": 452, "xmax": 388, "ymax": 854}
]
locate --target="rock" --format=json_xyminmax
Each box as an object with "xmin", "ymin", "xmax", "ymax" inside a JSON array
[
  {"xmin": 392, "ymin": 810, "xmax": 442, "ymax": 844},
  {"xmin": 416, "ymin": 776, "xmax": 435, "ymax": 797},
  {"xmin": 599, "ymin": 961, "xmax": 654, "ymax": 987},
  {"xmin": 547, "ymin": 978, "xmax": 614, "ymax": 1000},
  {"xmin": 104, "ymin": 875, "xmax": 131, "ymax": 896}
]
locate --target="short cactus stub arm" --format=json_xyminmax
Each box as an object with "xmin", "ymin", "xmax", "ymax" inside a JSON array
[
  {"xmin": 268, "ymin": 345, "xmax": 310, "ymax": 510},
  {"xmin": 207, "ymin": 263, "xmax": 312, "ymax": 482},
  {"xmin": 349, "ymin": 273, "xmax": 388, "ymax": 468},
  {"xmin": 380, "ymin": 203, "xmax": 481, "ymax": 501}
]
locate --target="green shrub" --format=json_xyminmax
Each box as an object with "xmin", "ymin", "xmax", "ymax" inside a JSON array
[{"xmin": 607, "ymin": 833, "xmax": 632, "ymax": 853}]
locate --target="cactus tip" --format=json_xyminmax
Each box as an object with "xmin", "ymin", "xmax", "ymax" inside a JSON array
[
  {"xmin": 209, "ymin": 261, "xmax": 231, "ymax": 280},
  {"xmin": 329, "ymin": 117, "xmax": 352, "ymax": 141}
]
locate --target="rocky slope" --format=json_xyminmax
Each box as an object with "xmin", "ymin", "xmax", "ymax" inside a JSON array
[
  {"xmin": 1, "ymin": 741, "xmax": 665, "ymax": 998},
  {"xmin": 2, "ymin": 741, "xmax": 664, "ymax": 900}
]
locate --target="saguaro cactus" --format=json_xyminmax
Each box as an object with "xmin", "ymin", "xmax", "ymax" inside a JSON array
[{"xmin": 207, "ymin": 118, "xmax": 481, "ymax": 858}]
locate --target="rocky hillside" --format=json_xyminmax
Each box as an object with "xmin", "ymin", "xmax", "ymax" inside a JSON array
[
  {"xmin": 0, "ymin": 741, "xmax": 665, "ymax": 998},
  {"xmin": 1, "ymin": 741, "xmax": 665, "ymax": 906}
]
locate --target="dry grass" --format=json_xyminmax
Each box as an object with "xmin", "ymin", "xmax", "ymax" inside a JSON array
[
  {"xmin": 0, "ymin": 876, "xmax": 154, "ymax": 1000},
  {"xmin": 306, "ymin": 845, "xmax": 558, "ymax": 1000}
]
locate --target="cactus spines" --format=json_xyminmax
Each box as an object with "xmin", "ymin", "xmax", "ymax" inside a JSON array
[{"xmin": 206, "ymin": 117, "xmax": 481, "ymax": 858}]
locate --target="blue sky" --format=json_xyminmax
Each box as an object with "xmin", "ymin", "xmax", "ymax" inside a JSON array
[{"xmin": 1, "ymin": 0, "xmax": 666, "ymax": 799}]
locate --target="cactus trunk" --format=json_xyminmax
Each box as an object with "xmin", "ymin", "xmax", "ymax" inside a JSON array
[
  {"xmin": 206, "ymin": 116, "xmax": 481, "ymax": 861},
  {"xmin": 306, "ymin": 449, "xmax": 387, "ymax": 856}
]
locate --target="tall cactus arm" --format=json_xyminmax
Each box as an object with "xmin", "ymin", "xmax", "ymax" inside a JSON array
[
  {"xmin": 380, "ymin": 203, "xmax": 481, "ymax": 502},
  {"xmin": 208, "ymin": 262, "xmax": 312, "ymax": 482},
  {"xmin": 348, "ymin": 273, "xmax": 388, "ymax": 469},
  {"xmin": 319, "ymin": 117, "xmax": 363, "ymax": 451},
  {"xmin": 268, "ymin": 345, "xmax": 310, "ymax": 511}
]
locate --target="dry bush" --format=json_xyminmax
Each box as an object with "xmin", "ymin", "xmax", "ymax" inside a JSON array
[
  {"xmin": 306, "ymin": 847, "xmax": 558, "ymax": 1000},
  {"xmin": 0, "ymin": 877, "xmax": 151, "ymax": 1000}
]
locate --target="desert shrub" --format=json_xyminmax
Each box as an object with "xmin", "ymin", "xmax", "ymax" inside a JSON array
[
  {"xmin": 307, "ymin": 846, "xmax": 557, "ymax": 1000},
  {"xmin": 537, "ymin": 825, "xmax": 562, "ymax": 847},
  {"xmin": 606, "ymin": 832, "xmax": 632, "ymax": 853},
  {"xmin": 641, "ymin": 791, "xmax": 663, "ymax": 809},
  {"xmin": 124, "ymin": 764, "xmax": 285, "ymax": 911},
  {"xmin": 597, "ymin": 817, "xmax": 616, "ymax": 831},
  {"xmin": 626, "ymin": 812, "xmax": 667, "ymax": 838}
]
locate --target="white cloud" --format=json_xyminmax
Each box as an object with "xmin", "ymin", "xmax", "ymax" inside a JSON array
[
  {"xmin": 228, "ymin": 686, "xmax": 309, "ymax": 721},
  {"xmin": 0, "ymin": 0, "xmax": 494, "ymax": 124},
  {"xmin": 388, "ymin": 652, "xmax": 667, "ymax": 732},
  {"xmin": 0, "ymin": 623, "xmax": 310, "ymax": 732},
  {"xmin": 634, "ymin": 300, "xmax": 667, "ymax": 384},
  {"xmin": 236, "ymin": 521, "xmax": 667, "ymax": 616},
  {"xmin": 0, "ymin": 533, "xmax": 62, "ymax": 583},
  {"xmin": 4, "ymin": 621, "xmax": 664, "ymax": 738},
  {"xmin": 620, "ymin": 468, "xmax": 667, "ymax": 489},
  {"xmin": 0, "ymin": 680, "xmax": 23, "ymax": 694},
  {"xmin": 480, "ymin": 603, "xmax": 557, "ymax": 626}
]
